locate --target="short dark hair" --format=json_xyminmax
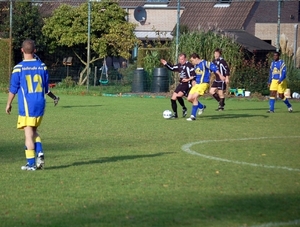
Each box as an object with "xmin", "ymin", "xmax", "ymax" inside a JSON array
[
  {"xmin": 214, "ymin": 48, "xmax": 222, "ymax": 55},
  {"xmin": 274, "ymin": 51, "xmax": 280, "ymax": 56},
  {"xmin": 190, "ymin": 53, "xmax": 200, "ymax": 59},
  {"xmin": 22, "ymin": 39, "xmax": 36, "ymax": 54},
  {"xmin": 179, "ymin": 53, "xmax": 187, "ymax": 58}
]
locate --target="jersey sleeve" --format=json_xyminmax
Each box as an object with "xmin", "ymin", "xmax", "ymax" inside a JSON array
[
  {"xmin": 268, "ymin": 62, "xmax": 273, "ymax": 84},
  {"xmin": 279, "ymin": 61, "xmax": 287, "ymax": 82},
  {"xmin": 164, "ymin": 62, "xmax": 180, "ymax": 72},
  {"xmin": 207, "ymin": 61, "xmax": 218, "ymax": 73},
  {"xmin": 187, "ymin": 63, "xmax": 196, "ymax": 78},
  {"xmin": 9, "ymin": 66, "xmax": 21, "ymax": 94},
  {"xmin": 220, "ymin": 59, "xmax": 230, "ymax": 76},
  {"xmin": 42, "ymin": 63, "xmax": 49, "ymax": 94}
]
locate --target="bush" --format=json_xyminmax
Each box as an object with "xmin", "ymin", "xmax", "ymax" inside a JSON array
[
  {"xmin": 58, "ymin": 76, "xmax": 76, "ymax": 88},
  {"xmin": 230, "ymin": 58, "xmax": 269, "ymax": 93}
]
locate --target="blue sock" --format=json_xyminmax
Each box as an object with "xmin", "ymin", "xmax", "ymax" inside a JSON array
[
  {"xmin": 269, "ymin": 98, "xmax": 275, "ymax": 111},
  {"xmin": 283, "ymin": 98, "xmax": 292, "ymax": 108},
  {"xmin": 192, "ymin": 105, "xmax": 198, "ymax": 117},
  {"xmin": 197, "ymin": 101, "xmax": 204, "ymax": 109}
]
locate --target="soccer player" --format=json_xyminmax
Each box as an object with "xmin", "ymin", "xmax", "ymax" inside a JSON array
[
  {"xmin": 209, "ymin": 48, "xmax": 230, "ymax": 111},
  {"xmin": 6, "ymin": 39, "xmax": 48, "ymax": 171},
  {"xmin": 267, "ymin": 51, "xmax": 293, "ymax": 113},
  {"xmin": 47, "ymin": 91, "xmax": 60, "ymax": 106},
  {"xmin": 160, "ymin": 53, "xmax": 196, "ymax": 118},
  {"xmin": 186, "ymin": 53, "xmax": 224, "ymax": 121}
]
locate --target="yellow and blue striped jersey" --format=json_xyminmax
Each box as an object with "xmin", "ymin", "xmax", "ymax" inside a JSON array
[
  {"xmin": 269, "ymin": 59, "xmax": 286, "ymax": 84},
  {"xmin": 9, "ymin": 59, "xmax": 49, "ymax": 117},
  {"xmin": 194, "ymin": 60, "xmax": 218, "ymax": 84}
]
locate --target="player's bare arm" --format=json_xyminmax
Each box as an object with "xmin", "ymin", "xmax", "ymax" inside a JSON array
[
  {"xmin": 160, "ymin": 59, "xmax": 167, "ymax": 65},
  {"xmin": 6, "ymin": 92, "xmax": 15, "ymax": 114}
]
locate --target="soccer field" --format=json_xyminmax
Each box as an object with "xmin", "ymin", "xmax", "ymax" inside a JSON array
[{"xmin": 0, "ymin": 93, "xmax": 299, "ymax": 227}]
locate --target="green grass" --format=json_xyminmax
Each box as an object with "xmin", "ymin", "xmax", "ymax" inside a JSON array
[{"xmin": 0, "ymin": 93, "xmax": 299, "ymax": 227}]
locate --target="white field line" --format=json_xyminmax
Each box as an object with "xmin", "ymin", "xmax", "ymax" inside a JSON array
[
  {"xmin": 246, "ymin": 219, "xmax": 300, "ymax": 227},
  {"xmin": 181, "ymin": 136, "xmax": 300, "ymax": 172}
]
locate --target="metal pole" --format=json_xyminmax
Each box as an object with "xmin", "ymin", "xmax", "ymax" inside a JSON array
[
  {"xmin": 294, "ymin": 24, "xmax": 298, "ymax": 67},
  {"xmin": 175, "ymin": 0, "xmax": 180, "ymax": 63},
  {"xmin": 9, "ymin": 0, "xmax": 12, "ymax": 79},
  {"xmin": 86, "ymin": 0, "xmax": 91, "ymax": 91},
  {"xmin": 276, "ymin": 0, "xmax": 281, "ymax": 52}
]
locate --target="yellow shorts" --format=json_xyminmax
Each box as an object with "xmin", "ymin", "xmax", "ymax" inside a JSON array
[
  {"xmin": 17, "ymin": 116, "xmax": 43, "ymax": 129},
  {"xmin": 270, "ymin": 79, "xmax": 287, "ymax": 94},
  {"xmin": 189, "ymin": 83, "xmax": 209, "ymax": 96}
]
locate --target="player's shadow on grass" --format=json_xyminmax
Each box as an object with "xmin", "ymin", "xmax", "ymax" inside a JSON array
[
  {"xmin": 60, "ymin": 105, "xmax": 103, "ymax": 108},
  {"xmin": 201, "ymin": 113, "xmax": 269, "ymax": 119},
  {"xmin": 46, "ymin": 152, "xmax": 174, "ymax": 170}
]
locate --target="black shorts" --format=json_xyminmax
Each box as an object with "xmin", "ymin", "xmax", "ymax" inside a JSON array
[
  {"xmin": 174, "ymin": 83, "xmax": 190, "ymax": 97},
  {"xmin": 211, "ymin": 81, "xmax": 226, "ymax": 91}
]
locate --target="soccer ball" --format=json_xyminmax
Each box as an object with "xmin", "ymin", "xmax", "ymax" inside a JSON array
[
  {"xmin": 163, "ymin": 110, "xmax": 173, "ymax": 119},
  {"xmin": 292, "ymin": 92, "xmax": 300, "ymax": 99}
]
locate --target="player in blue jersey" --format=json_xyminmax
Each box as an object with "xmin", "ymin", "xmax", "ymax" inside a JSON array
[
  {"xmin": 267, "ymin": 51, "xmax": 292, "ymax": 113},
  {"xmin": 6, "ymin": 39, "xmax": 48, "ymax": 171},
  {"xmin": 186, "ymin": 53, "xmax": 224, "ymax": 121}
]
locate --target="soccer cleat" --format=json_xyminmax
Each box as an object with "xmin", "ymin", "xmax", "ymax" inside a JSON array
[
  {"xmin": 182, "ymin": 108, "xmax": 188, "ymax": 117},
  {"xmin": 170, "ymin": 114, "xmax": 178, "ymax": 119},
  {"xmin": 21, "ymin": 164, "xmax": 37, "ymax": 171},
  {"xmin": 216, "ymin": 106, "xmax": 224, "ymax": 111},
  {"xmin": 288, "ymin": 107, "xmax": 293, "ymax": 113},
  {"xmin": 197, "ymin": 105, "xmax": 206, "ymax": 115},
  {"xmin": 267, "ymin": 110, "xmax": 274, "ymax": 113},
  {"xmin": 36, "ymin": 153, "xmax": 45, "ymax": 169},
  {"xmin": 54, "ymin": 97, "xmax": 60, "ymax": 106},
  {"xmin": 186, "ymin": 115, "xmax": 196, "ymax": 121}
]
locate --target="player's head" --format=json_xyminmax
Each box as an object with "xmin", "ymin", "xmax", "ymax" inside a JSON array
[
  {"xmin": 214, "ymin": 48, "xmax": 222, "ymax": 59},
  {"xmin": 189, "ymin": 53, "xmax": 200, "ymax": 65},
  {"xmin": 178, "ymin": 53, "xmax": 187, "ymax": 65},
  {"xmin": 273, "ymin": 51, "xmax": 280, "ymax": 61},
  {"xmin": 21, "ymin": 39, "xmax": 36, "ymax": 54}
]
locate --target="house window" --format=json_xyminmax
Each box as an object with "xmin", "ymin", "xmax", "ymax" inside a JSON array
[{"xmin": 214, "ymin": 0, "xmax": 232, "ymax": 8}]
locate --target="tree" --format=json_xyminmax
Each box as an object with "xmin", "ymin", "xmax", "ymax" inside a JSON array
[
  {"xmin": 42, "ymin": 1, "xmax": 140, "ymax": 85},
  {"xmin": 12, "ymin": 2, "xmax": 45, "ymax": 62}
]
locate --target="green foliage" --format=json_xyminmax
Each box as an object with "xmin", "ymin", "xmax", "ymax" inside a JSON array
[
  {"xmin": 0, "ymin": 39, "xmax": 11, "ymax": 84},
  {"xmin": 117, "ymin": 62, "xmax": 137, "ymax": 85},
  {"xmin": 137, "ymin": 48, "xmax": 170, "ymax": 90},
  {"xmin": 43, "ymin": 1, "xmax": 139, "ymax": 85},
  {"xmin": 280, "ymin": 53, "xmax": 300, "ymax": 93},
  {"xmin": 12, "ymin": 2, "xmax": 45, "ymax": 51},
  {"xmin": 230, "ymin": 58, "xmax": 269, "ymax": 94},
  {"xmin": 170, "ymin": 31, "xmax": 243, "ymax": 65},
  {"xmin": 58, "ymin": 76, "xmax": 76, "ymax": 88},
  {"xmin": 42, "ymin": 1, "xmax": 139, "ymax": 59}
]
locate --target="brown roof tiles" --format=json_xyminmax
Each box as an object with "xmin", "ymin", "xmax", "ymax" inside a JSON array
[{"xmin": 180, "ymin": 1, "xmax": 255, "ymax": 31}]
